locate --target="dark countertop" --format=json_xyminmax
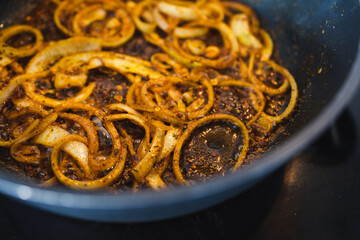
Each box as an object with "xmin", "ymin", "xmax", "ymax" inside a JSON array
[{"xmin": 0, "ymin": 87, "xmax": 359, "ymax": 240}]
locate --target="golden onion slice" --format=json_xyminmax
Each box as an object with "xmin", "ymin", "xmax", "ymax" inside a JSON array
[
  {"xmin": 0, "ymin": 25, "xmax": 43, "ymax": 58},
  {"xmin": 26, "ymin": 37, "xmax": 102, "ymax": 73},
  {"xmin": 224, "ymin": 1, "xmax": 260, "ymax": 32},
  {"xmin": 0, "ymin": 55, "xmax": 12, "ymax": 67},
  {"xmin": 150, "ymin": 53, "xmax": 189, "ymax": 78},
  {"xmin": 168, "ymin": 21, "xmax": 239, "ymax": 69},
  {"xmin": 230, "ymin": 14, "xmax": 262, "ymax": 49},
  {"xmin": 104, "ymin": 113, "xmax": 151, "ymax": 161},
  {"xmin": 173, "ymin": 26, "xmax": 209, "ymax": 38},
  {"xmin": 259, "ymin": 29, "xmax": 273, "ymax": 61},
  {"xmin": 51, "ymin": 51, "xmax": 163, "ymax": 80},
  {"xmin": 248, "ymin": 54, "xmax": 290, "ymax": 96},
  {"xmin": 131, "ymin": 0, "xmax": 157, "ymax": 33},
  {"xmin": 145, "ymin": 169, "xmax": 167, "ymax": 190},
  {"xmin": 72, "ymin": 3, "xmax": 135, "ymax": 47},
  {"xmin": 159, "ymin": 127, "xmax": 181, "ymax": 160},
  {"xmin": 55, "ymin": 0, "xmax": 135, "ymax": 47},
  {"xmin": 131, "ymin": 128, "xmax": 165, "ymax": 182},
  {"xmin": 157, "ymin": 1, "xmax": 199, "ymax": 21},
  {"xmin": 33, "ymin": 125, "xmax": 91, "ymax": 174},
  {"xmin": 22, "ymin": 78, "xmax": 96, "ymax": 107},
  {"xmin": 260, "ymin": 61, "xmax": 298, "ymax": 123},
  {"xmin": 0, "ymin": 71, "xmax": 49, "ymax": 105},
  {"xmin": 51, "ymin": 134, "xmax": 126, "ymax": 190},
  {"xmin": 10, "ymin": 113, "xmax": 58, "ymax": 163},
  {"xmin": 33, "ymin": 125, "xmax": 70, "ymax": 147}
]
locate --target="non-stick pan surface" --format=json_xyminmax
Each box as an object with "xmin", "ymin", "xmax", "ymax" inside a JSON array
[{"xmin": 0, "ymin": 0, "xmax": 359, "ymax": 222}]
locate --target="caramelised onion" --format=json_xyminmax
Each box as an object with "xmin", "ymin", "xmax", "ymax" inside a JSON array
[
  {"xmin": 33, "ymin": 125, "xmax": 91, "ymax": 175},
  {"xmin": 26, "ymin": 37, "xmax": 101, "ymax": 73},
  {"xmin": 0, "ymin": 0, "xmax": 298, "ymax": 191},
  {"xmin": 0, "ymin": 25, "xmax": 43, "ymax": 58},
  {"xmin": 55, "ymin": 0, "xmax": 135, "ymax": 47}
]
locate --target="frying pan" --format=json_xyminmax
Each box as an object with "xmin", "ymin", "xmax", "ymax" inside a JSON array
[{"xmin": 0, "ymin": 0, "xmax": 359, "ymax": 222}]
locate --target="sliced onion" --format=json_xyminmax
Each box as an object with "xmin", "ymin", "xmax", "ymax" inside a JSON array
[
  {"xmin": 33, "ymin": 124, "xmax": 91, "ymax": 174},
  {"xmin": 230, "ymin": 14, "xmax": 262, "ymax": 49},
  {"xmin": 157, "ymin": 1, "xmax": 199, "ymax": 21},
  {"xmin": 26, "ymin": 37, "xmax": 101, "ymax": 73},
  {"xmin": 72, "ymin": 3, "xmax": 135, "ymax": 47},
  {"xmin": 0, "ymin": 25, "xmax": 43, "ymax": 58},
  {"xmin": 0, "ymin": 71, "xmax": 49, "ymax": 105},
  {"xmin": 131, "ymin": 128, "xmax": 165, "ymax": 182},
  {"xmin": 173, "ymin": 26, "xmax": 208, "ymax": 38},
  {"xmin": 33, "ymin": 125, "xmax": 70, "ymax": 147},
  {"xmin": 51, "ymin": 134, "xmax": 127, "ymax": 190}
]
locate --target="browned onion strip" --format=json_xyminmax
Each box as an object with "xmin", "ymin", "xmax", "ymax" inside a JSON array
[
  {"xmin": 132, "ymin": 0, "xmax": 157, "ymax": 33},
  {"xmin": 131, "ymin": 128, "xmax": 165, "ymax": 182},
  {"xmin": 156, "ymin": 155, "xmax": 171, "ymax": 176},
  {"xmin": 230, "ymin": 14, "xmax": 262, "ymax": 49},
  {"xmin": 104, "ymin": 113, "xmax": 151, "ymax": 161},
  {"xmin": 248, "ymin": 53, "xmax": 290, "ymax": 96},
  {"xmin": 22, "ymin": 79, "xmax": 96, "ymax": 107},
  {"xmin": 0, "ymin": 71, "xmax": 49, "ymax": 105},
  {"xmin": 140, "ymin": 107, "xmax": 186, "ymax": 126},
  {"xmin": 0, "ymin": 25, "xmax": 44, "ymax": 58},
  {"xmin": 128, "ymin": 81, "xmax": 187, "ymax": 126},
  {"xmin": 54, "ymin": 102, "xmax": 105, "ymax": 118},
  {"xmin": 107, "ymin": 103, "xmax": 142, "ymax": 117},
  {"xmin": 173, "ymin": 26, "xmax": 209, "ymax": 38},
  {"xmin": 224, "ymin": 1, "xmax": 260, "ymax": 33},
  {"xmin": 50, "ymin": 51, "xmax": 163, "ymax": 80},
  {"xmin": 0, "ymin": 55, "xmax": 13, "ymax": 67},
  {"xmin": 54, "ymin": 0, "xmax": 77, "ymax": 36},
  {"xmin": 259, "ymin": 29, "xmax": 273, "ymax": 61},
  {"xmin": 168, "ymin": 21, "xmax": 239, "ymax": 69},
  {"xmin": 196, "ymin": 1, "xmax": 225, "ymax": 22},
  {"xmin": 119, "ymin": 128, "xmax": 136, "ymax": 156},
  {"xmin": 152, "ymin": 5, "xmax": 170, "ymax": 32},
  {"xmin": 187, "ymin": 79, "xmax": 214, "ymax": 120},
  {"xmin": 10, "ymin": 113, "xmax": 58, "ymax": 163},
  {"xmin": 6, "ymin": 107, "xmax": 48, "ymax": 119},
  {"xmin": 0, "ymin": 118, "xmax": 39, "ymax": 147},
  {"xmin": 26, "ymin": 37, "xmax": 102, "ymax": 73},
  {"xmin": 150, "ymin": 53, "xmax": 189, "ymax": 78},
  {"xmin": 140, "ymin": 77, "xmax": 214, "ymax": 120},
  {"xmin": 157, "ymin": 1, "xmax": 199, "ymax": 21},
  {"xmin": 126, "ymin": 82, "xmax": 143, "ymax": 106},
  {"xmin": 159, "ymin": 127, "xmax": 181, "ymax": 161},
  {"xmin": 173, "ymin": 114, "xmax": 249, "ymax": 184},
  {"xmin": 107, "ymin": 104, "xmax": 169, "ymax": 146},
  {"xmin": 71, "ymin": 2, "xmax": 135, "ymax": 47},
  {"xmin": 51, "ymin": 134, "xmax": 126, "ymax": 190},
  {"xmin": 260, "ymin": 61, "xmax": 298, "ymax": 123},
  {"xmin": 0, "ymin": 55, "xmax": 18, "ymax": 79},
  {"xmin": 145, "ymin": 169, "xmax": 167, "ymax": 190},
  {"xmin": 142, "ymin": 114, "xmax": 174, "ymax": 131},
  {"xmin": 57, "ymin": 112, "xmax": 101, "ymax": 172}
]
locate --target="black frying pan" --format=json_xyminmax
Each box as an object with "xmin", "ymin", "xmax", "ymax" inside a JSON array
[{"xmin": 0, "ymin": 0, "xmax": 359, "ymax": 222}]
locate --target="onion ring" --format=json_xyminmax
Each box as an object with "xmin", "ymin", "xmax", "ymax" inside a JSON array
[
  {"xmin": 173, "ymin": 114, "xmax": 249, "ymax": 184},
  {"xmin": 0, "ymin": 25, "xmax": 43, "ymax": 58}
]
